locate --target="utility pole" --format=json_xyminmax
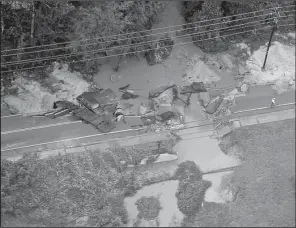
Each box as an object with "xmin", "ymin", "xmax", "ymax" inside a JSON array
[{"xmin": 261, "ymin": 7, "xmax": 279, "ymax": 71}]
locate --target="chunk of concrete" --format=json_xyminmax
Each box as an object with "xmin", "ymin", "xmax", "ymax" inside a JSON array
[{"xmin": 217, "ymin": 125, "xmax": 232, "ymax": 138}]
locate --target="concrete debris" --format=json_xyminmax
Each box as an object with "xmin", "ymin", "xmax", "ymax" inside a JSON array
[
  {"xmin": 121, "ymin": 90, "xmax": 140, "ymax": 100},
  {"xmin": 151, "ymin": 87, "xmax": 175, "ymax": 108},
  {"xmin": 238, "ymin": 65, "xmax": 250, "ymax": 75},
  {"xmin": 37, "ymin": 81, "xmax": 185, "ymax": 133},
  {"xmin": 197, "ymin": 92, "xmax": 211, "ymax": 107},
  {"xmin": 156, "ymin": 103, "xmax": 174, "ymax": 116},
  {"xmin": 217, "ymin": 125, "xmax": 232, "ymax": 138},
  {"xmin": 205, "ymin": 96, "xmax": 224, "ymax": 114},
  {"xmin": 180, "ymin": 82, "xmax": 207, "ymax": 94},
  {"xmin": 157, "ymin": 111, "xmax": 176, "ymax": 122},
  {"xmin": 139, "ymin": 100, "xmax": 155, "ymax": 116},
  {"xmin": 230, "ymin": 120, "xmax": 241, "ymax": 130},
  {"xmin": 149, "ymin": 84, "xmax": 176, "ymax": 99},
  {"xmin": 240, "ymin": 83, "xmax": 249, "ymax": 93}
]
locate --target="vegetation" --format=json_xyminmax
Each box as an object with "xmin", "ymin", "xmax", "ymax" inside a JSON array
[
  {"xmin": 182, "ymin": 0, "xmax": 296, "ymax": 53},
  {"xmin": 181, "ymin": 119, "xmax": 295, "ymax": 227},
  {"xmin": 0, "ymin": 150, "xmax": 149, "ymax": 227},
  {"xmin": 135, "ymin": 196, "xmax": 162, "ymax": 220},
  {"xmin": 174, "ymin": 161, "xmax": 211, "ymax": 217},
  {"xmin": 1, "ymin": 1, "xmax": 166, "ymax": 79}
]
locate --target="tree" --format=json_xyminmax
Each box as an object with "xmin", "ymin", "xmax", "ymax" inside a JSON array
[{"xmin": 68, "ymin": 1, "xmax": 166, "ymax": 75}]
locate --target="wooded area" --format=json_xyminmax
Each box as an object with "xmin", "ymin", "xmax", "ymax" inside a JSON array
[{"xmin": 1, "ymin": 0, "xmax": 295, "ymax": 77}]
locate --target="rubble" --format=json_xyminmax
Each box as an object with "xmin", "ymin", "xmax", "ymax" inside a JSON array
[
  {"xmin": 217, "ymin": 125, "xmax": 232, "ymax": 138},
  {"xmin": 139, "ymin": 100, "xmax": 155, "ymax": 116},
  {"xmin": 180, "ymin": 82, "xmax": 207, "ymax": 94},
  {"xmin": 121, "ymin": 90, "xmax": 140, "ymax": 100},
  {"xmin": 204, "ymin": 96, "xmax": 224, "ymax": 114},
  {"xmin": 149, "ymin": 84, "xmax": 176, "ymax": 99}
]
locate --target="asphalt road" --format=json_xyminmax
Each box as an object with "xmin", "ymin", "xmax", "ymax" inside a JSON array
[
  {"xmin": 1, "ymin": 85, "xmax": 294, "ymax": 154},
  {"xmin": 231, "ymin": 86, "xmax": 295, "ymax": 112},
  {"xmin": 1, "ymin": 114, "xmax": 80, "ymax": 133},
  {"xmin": 1, "ymin": 122, "xmax": 99, "ymax": 150}
]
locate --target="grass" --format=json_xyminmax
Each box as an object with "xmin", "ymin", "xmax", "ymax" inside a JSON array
[
  {"xmin": 187, "ymin": 119, "xmax": 295, "ymax": 227},
  {"xmin": 1, "ymin": 151, "xmax": 130, "ymax": 227},
  {"xmin": 0, "ymin": 144, "xmax": 176, "ymax": 227}
]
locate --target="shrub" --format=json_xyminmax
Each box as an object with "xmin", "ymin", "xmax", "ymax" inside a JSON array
[
  {"xmin": 174, "ymin": 161, "xmax": 211, "ymax": 216},
  {"xmin": 135, "ymin": 196, "xmax": 162, "ymax": 220},
  {"xmin": 176, "ymin": 179, "xmax": 212, "ymax": 216},
  {"xmin": 174, "ymin": 161, "xmax": 203, "ymax": 182}
]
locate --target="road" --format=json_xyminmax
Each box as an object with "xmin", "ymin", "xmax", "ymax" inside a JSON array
[
  {"xmin": 231, "ymin": 85, "xmax": 295, "ymax": 112},
  {"xmin": 1, "ymin": 85, "xmax": 294, "ymax": 156},
  {"xmin": 1, "ymin": 114, "xmax": 80, "ymax": 133}
]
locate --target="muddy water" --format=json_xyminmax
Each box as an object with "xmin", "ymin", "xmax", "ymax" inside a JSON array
[
  {"xmin": 124, "ymin": 180, "xmax": 183, "ymax": 227},
  {"xmin": 95, "ymin": 1, "xmax": 240, "ymax": 225}
]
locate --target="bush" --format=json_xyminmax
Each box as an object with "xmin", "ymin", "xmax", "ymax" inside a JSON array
[
  {"xmin": 176, "ymin": 179, "xmax": 212, "ymax": 216},
  {"xmin": 174, "ymin": 161, "xmax": 211, "ymax": 216},
  {"xmin": 174, "ymin": 161, "xmax": 203, "ymax": 182},
  {"xmin": 135, "ymin": 196, "xmax": 162, "ymax": 220}
]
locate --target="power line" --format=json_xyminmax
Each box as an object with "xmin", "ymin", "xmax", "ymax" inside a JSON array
[
  {"xmin": 1, "ymin": 4, "xmax": 294, "ymax": 53},
  {"xmin": 3, "ymin": 14, "xmax": 293, "ymax": 68},
  {"xmin": 1, "ymin": 11, "xmax": 282, "ymax": 58},
  {"xmin": 1, "ymin": 23, "xmax": 294, "ymax": 73},
  {"xmin": 2, "ymin": 17, "xmax": 276, "ymax": 66},
  {"xmin": 2, "ymin": 9, "xmax": 294, "ymax": 60},
  {"xmin": 1, "ymin": 25, "xmax": 275, "ymax": 74}
]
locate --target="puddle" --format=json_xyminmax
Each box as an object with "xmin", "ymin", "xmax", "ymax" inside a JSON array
[
  {"xmin": 203, "ymin": 171, "xmax": 234, "ymax": 203},
  {"xmin": 124, "ymin": 180, "xmax": 183, "ymax": 227}
]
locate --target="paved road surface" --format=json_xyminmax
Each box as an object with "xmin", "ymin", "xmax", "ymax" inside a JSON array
[
  {"xmin": 1, "ymin": 85, "xmax": 294, "ymax": 154},
  {"xmin": 1, "ymin": 122, "xmax": 99, "ymax": 150},
  {"xmin": 231, "ymin": 86, "xmax": 295, "ymax": 112},
  {"xmin": 1, "ymin": 114, "xmax": 80, "ymax": 133}
]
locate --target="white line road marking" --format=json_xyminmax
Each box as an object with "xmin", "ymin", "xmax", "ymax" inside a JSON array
[
  {"xmin": 1, "ymin": 109, "xmax": 73, "ymax": 118},
  {"xmin": 2, "ymin": 103, "xmax": 295, "ymax": 153},
  {"xmin": 1, "ymin": 120, "xmax": 82, "ymax": 135},
  {"xmin": 1, "ymin": 128, "xmax": 143, "ymax": 152},
  {"xmin": 1, "ymin": 114, "xmax": 22, "ymax": 118},
  {"xmin": 233, "ymin": 102, "xmax": 295, "ymax": 114}
]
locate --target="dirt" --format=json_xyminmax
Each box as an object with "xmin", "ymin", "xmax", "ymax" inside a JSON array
[
  {"xmin": 243, "ymin": 40, "xmax": 295, "ymax": 93},
  {"xmin": 2, "ymin": 63, "xmax": 91, "ymax": 115}
]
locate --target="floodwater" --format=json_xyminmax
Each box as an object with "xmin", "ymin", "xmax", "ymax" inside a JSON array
[
  {"xmin": 124, "ymin": 180, "xmax": 183, "ymax": 227},
  {"xmin": 94, "ymin": 1, "xmax": 240, "ymax": 225},
  {"xmin": 123, "ymin": 136, "xmax": 240, "ymax": 226}
]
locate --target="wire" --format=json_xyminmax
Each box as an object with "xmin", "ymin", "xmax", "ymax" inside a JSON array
[
  {"xmin": 1, "ymin": 21, "xmax": 294, "ymax": 73},
  {"xmin": 1, "ymin": 25, "xmax": 273, "ymax": 73},
  {"xmin": 1, "ymin": 4, "xmax": 294, "ymax": 53},
  {"xmin": 1, "ymin": 11, "xmax": 281, "ymax": 58},
  {"xmin": 2, "ymin": 17, "xmax": 275, "ymax": 66}
]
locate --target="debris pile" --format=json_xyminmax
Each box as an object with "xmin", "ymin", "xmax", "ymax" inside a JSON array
[{"xmin": 35, "ymin": 80, "xmax": 210, "ymax": 133}]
